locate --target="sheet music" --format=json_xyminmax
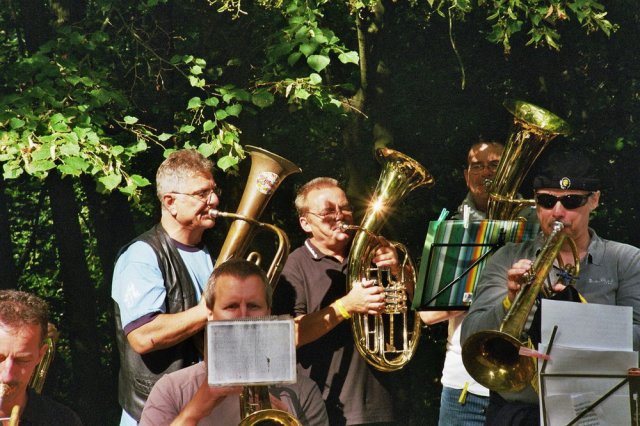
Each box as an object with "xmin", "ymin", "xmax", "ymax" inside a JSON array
[
  {"xmin": 541, "ymin": 299, "xmax": 633, "ymax": 351},
  {"xmin": 539, "ymin": 300, "xmax": 637, "ymax": 425}
]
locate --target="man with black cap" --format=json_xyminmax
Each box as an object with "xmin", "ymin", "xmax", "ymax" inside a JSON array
[{"xmin": 461, "ymin": 153, "xmax": 640, "ymax": 425}]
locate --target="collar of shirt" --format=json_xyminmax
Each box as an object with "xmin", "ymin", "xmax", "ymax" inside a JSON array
[{"xmin": 304, "ymin": 239, "xmax": 350, "ymax": 263}]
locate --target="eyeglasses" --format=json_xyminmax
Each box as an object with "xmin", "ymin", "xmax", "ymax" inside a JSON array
[
  {"xmin": 171, "ymin": 187, "xmax": 221, "ymax": 203},
  {"xmin": 468, "ymin": 161, "xmax": 500, "ymax": 174},
  {"xmin": 306, "ymin": 206, "xmax": 353, "ymax": 221},
  {"xmin": 535, "ymin": 192, "xmax": 592, "ymax": 210}
]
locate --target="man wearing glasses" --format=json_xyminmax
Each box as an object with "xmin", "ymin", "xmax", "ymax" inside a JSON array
[
  {"xmin": 461, "ymin": 153, "xmax": 640, "ymax": 425},
  {"xmin": 112, "ymin": 149, "xmax": 220, "ymax": 425},
  {"xmin": 273, "ymin": 177, "xmax": 398, "ymax": 425}
]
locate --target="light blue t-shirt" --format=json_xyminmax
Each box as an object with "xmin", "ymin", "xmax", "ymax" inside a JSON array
[{"xmin": 112, "ymin": 240, "xmax": 213, "ymax": 329}]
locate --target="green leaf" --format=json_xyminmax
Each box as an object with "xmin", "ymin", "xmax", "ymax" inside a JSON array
[
  {"xmin": 64, "ymin": 156, "xmax": 90, "ymax": 172},
  {"xmin": 203, "ymin": 120, "xmax": 216, "ymax": 132},
  {"xmin": 294, "ymin": 88, "xmax": 310, "ymax": 100},
  {"xmin": 99, "ymin": 173, "xmax": 122, "ymax": 191},
  {"xmin": 179, "ymin": 125, "xmax": 196, "ymax": 134},
  {"xmin": 27, "ymin": 160, "xmax": 56, "ymax": 174},
  {"xmin": 309, "ymin": 73, "xmax": 322, "ymax": 85},
  {"xmin": 52, "ymin": 122, "xmax": 70, "ymax": 132},
  {"xmin": 31, "ymin": 143, "xmax": 53, "ymax": 161},
  {"xmin": 307, "ymin": 55, "xmax": 330, "ymax": 72},
  {"xmin": 124, "ymin": 116, "xmax": 139, "ymax": 125},
  {"xmin": 187, "ymin": 97, "xmax": 202, "ymax": 110},
  {"xmin": 158, "ymin": 133, "xmax": 173, "ymax": 141},
  {"xmin": 338, "ymin": 51, "xmax": 359, "ymax": 65},
  {"xmin": 225, "ymin": 104, "xmax": 242, "ymax": 117},
  {"xmin": 190, "ymin": 65, "xmax": 203, "ymax": 75},
  {"xmin": 9, "ymin": 118, "xmax": 25, "ymax": 129},
  {"xmin": 58, "ymin": 164, "xmax": 82, "ymax": 176},
  {"xmin": 215, "ymin": 110, "xmax": 229, "ymax": 121},
  {"xmin": 252, "ymin": 91, "xmax": 275, "ymax": 108},
  {"xmin": 198, "ymin": 143, "xmax": 217, "ymax": 158},
  {"xmin": 188, "ymin": 76, "xmax": 205, "ymax": 88},
  {"xmin": 130, "ymin": 174, "xmax": 151, "ymax": 187},
  {"xmin": 3, "ymin": 163, "xmax": 23, "ymax": 179},
  {"xmin": 205, "ymin": 97, "xmax": 220, "ymax": 107},
  {"xmin": 299, "ymin": 43, "xmax": 319, "ymax": 57},
  {"xmin": 217, "ymin": 155, "xmax": 239, "ymax": 171}
]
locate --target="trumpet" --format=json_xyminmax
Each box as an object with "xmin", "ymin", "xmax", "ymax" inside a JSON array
[{"xmin": 461, "ymin": 221, "xmax": 580, "ymax": 392}]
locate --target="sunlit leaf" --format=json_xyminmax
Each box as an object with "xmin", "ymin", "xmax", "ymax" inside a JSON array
[{"xmin": 307, "ymin": 55, "xmax": 330, "ymax": 72}]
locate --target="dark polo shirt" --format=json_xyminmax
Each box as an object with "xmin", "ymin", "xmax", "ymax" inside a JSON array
[{"xmin": 273, "ymin": 239, "xmax": 395, "ymax": 426}]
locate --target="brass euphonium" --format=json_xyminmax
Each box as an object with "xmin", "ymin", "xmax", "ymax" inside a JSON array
[
  {"xmin": 487, "ymin": 100, "xmax": 571, "ymax": 220},
  {"xmin": 461, "ymin": 221, "xmax": 580, "ymax": 392},
  {"xmin": 345, "ymin": 147, "xmax": 435, "ymax": 372},
  {"xmin": 209, "ymin": 145, "xmax": 302, "ymax": 426}
]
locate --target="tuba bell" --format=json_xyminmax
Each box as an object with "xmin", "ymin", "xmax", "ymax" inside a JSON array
[
  {"xmin": 487, "ymin": 100, "xmax": 571, "ymax": 220},
  {"xmin": 209, "ymin": 145, "xmax": 302, "ymax": 425},
  {"xmin": 461, "ymin": 221, "xmax": 580, "ymax": 392},
  {"xmin": 345, "ymin": 147, "xmax": 434, "ymax": 371},
  {"xmin": 211, "ymin": 145, "xmax": 301, "ymax": 286}
]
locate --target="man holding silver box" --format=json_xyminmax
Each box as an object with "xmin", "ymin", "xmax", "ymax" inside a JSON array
[{"xmin": 140, "ymin": 259, "xmax": 329, "ymax": 425}]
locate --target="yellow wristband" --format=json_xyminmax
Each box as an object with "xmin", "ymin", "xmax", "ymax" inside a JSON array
[
  {"xmin": 335, "ymin": 299, "xmax": 351, "ymax": 320},
  {"xmin": 502, "ymin": 295, "xmax": 512, "ymax": 311}
]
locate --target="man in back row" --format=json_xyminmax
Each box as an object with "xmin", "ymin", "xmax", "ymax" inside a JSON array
[
  {"xmin": 419, "ymin": 140, "xmax": 505, "ymax": 425},
  {"xmin": 140, "ymin": 259, "xmax": 329, "ymax": 425}
]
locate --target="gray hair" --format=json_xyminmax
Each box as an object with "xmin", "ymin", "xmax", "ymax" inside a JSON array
[
  {"xmin": 294, "ymin": 177, "xmax": 341, "ymax": 216},
  {"xmin": 156, "ymin": 150, "xmax": 214, "ymax": 201}
]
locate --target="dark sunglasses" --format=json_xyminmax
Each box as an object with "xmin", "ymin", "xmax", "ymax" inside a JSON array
[{"xmin": 535, "ymin": 192, "xmax": 593, "ymax": 210}]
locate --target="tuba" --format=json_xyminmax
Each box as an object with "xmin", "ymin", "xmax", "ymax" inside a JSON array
[
  {"xmin": 211, "ymin": 145, "xmax": 301, "ymax": 286},
  {"xmin": 487, "ymin": 100, "xmax": 571, "ymax": 220},
  {"xmin": 461, "ymin": 221, "xmax": 580, "ymax": 392},
  {"xmin": 345, "ymin": 147, "xmax": 435, "ymax": 371},
  {"xmin": 209, "ymin": 145, "xmax": 301, "ymax": 425}
]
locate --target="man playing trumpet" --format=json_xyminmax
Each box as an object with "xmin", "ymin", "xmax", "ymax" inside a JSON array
[{"xmin": 461, "ymin": 152, "xmax": 640, "ymax": 425}]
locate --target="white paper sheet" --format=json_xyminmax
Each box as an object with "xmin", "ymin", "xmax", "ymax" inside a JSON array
[
  {"xmin": 537, "ymin": 300, "xmax": 638, "ymax": 425},
  {"xmin": 540, "ymin": 299, "xmax": 633, "ymax": 351}
]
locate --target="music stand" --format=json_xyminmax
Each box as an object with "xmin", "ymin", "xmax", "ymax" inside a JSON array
[
  {"xmin": 412, "ymin": 218, "xmax": 540, "ymax": 311},
  {"xmin": 539, "ymin": 326, "xmax": 640, "ymax": 425}
]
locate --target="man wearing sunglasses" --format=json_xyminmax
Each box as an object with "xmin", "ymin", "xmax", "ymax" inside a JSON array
[
  {"xmin": 272, "ymin": 177, "xmax": 398, "ymax": 426},
  {"xmin": 112, "ymin": 150, "xmax": 220, "ymax": 425},
  {"xmin": 461, "ymin": 153, "xmax": 640, "ymax": 425}
]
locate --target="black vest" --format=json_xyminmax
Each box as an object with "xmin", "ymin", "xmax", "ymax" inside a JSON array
[{"xmin": 114, "ymin": 224, "xmax": 204, "ymax": 421}]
